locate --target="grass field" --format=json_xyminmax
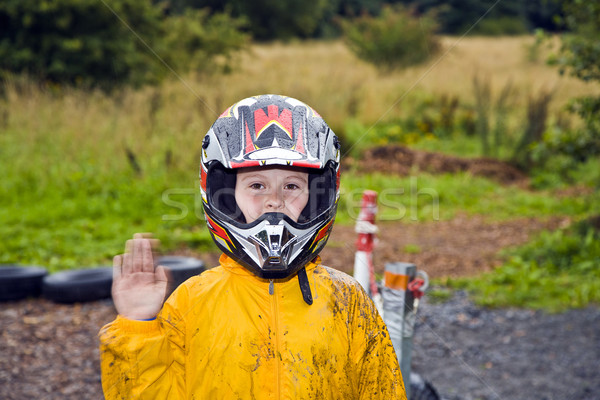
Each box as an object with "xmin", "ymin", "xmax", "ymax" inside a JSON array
[{"xmin": 1, "ymin": 36, "xmax": 599, "ymax": 309}]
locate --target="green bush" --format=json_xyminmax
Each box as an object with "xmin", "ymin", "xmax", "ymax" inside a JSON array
[
  {"xmin": 161, "ymin": 9, "xmax": 249, "ymax": 75},
  {"xmin": 0, "ymin": 0, "xmax": 249, "ymax": 89},
  {"xmin": 546, "ymin": 1, "xmax": 600, "ymax": 178},
  {"xmin": 0, "ymin": 0, "xmax": 164, "ymax": 89},
  {"xmin": 172, "ymin": 0, "xmax": 333, "ymax": 40},
  {"xmin": 341, "ymin": 5, "xmax": 440, "ymax": 71},
  {"xmin": 469, "ymin": 16, "xmax": 529, "ymax": 36}
]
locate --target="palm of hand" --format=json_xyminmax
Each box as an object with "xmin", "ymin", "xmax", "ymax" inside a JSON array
[
  {"xmin": 112, "ymin": 270, "xmax": 168, "ymax": 320},
  {"xmin": 112, "ymin": 237, "xmax": 170, "ymax": 320}
]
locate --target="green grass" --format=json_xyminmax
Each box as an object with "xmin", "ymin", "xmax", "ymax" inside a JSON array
[
  {"xmin": 403, "ymin": 244, "xmax": 422, "ymax": 254},
  {"xmin": 410, "ymin": 135, "xmax": 519, "ymax": 160},
  {"xmin": 336, "ymin": 172, "xmax": 598, "ymax": 224},
  {"xmin": 2, "ymin": 152, "xmax": 596, "ymax": 272},
  {"xmin": 426, "ymin": 287, "xmax": 454, "ymax": 304},
  {"xmin": 0, "ymin": 160, "xmax": 217, "ymax": 271}
]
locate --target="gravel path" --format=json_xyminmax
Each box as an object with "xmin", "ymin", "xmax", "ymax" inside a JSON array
[
  {"xmin": 1, "ymin": 291, "xmax": 598, "ymax": 399},
  {"xmin": 412, "ymin": 290, "xmax": 600, "ymax": 400}
]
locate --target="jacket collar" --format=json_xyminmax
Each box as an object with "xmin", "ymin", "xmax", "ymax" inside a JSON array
[{"xmin": 219, "ymin": 254, "xmax": 321, "ymax": 279}]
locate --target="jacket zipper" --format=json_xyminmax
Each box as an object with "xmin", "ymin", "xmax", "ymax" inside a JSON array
[{"xmin": 269, "ymin": 279, "xmax": 282, "ymax": 399}]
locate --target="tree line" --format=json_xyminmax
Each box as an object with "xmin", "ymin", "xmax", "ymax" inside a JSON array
[
  {"xmin": 167, "ymin": 0, "xmax": 563, "ymax": 39},
  {"xmin": 0, "ymin": 0, "xmax": 583, "ymax": 90}
]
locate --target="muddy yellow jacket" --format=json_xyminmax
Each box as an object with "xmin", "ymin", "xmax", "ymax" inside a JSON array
[{"xmin": 99, "ymin": 255, "xmax": 406, "ymax": 399}]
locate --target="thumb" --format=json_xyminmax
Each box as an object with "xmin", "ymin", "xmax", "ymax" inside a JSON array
[{"xmin": 156, "ymin": 265, "xmax": 173, "ymax": 302}]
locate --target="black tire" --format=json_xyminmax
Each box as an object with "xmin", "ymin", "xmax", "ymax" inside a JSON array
[
  {"xmin": 0, "ymin": 264, "xmax": 48, "ymax": 301},
  {"xmin": 156, "ymin": 256, "xmax": 205, "ymax": 293},
  {"xmin": 42, "ymin": 267, "xmax": 113, "ymax": 303},
  {"xmin": 410, "ymin": 372, "xmax": 440, "ymax": 400}
]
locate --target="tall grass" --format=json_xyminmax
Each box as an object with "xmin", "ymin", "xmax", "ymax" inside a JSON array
[{"xmin": 3, "ymin": 36, "xmax": 597, "ymax": 170}]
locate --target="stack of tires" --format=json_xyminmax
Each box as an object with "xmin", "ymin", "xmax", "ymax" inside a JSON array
[{"xmin": 0, "ymin": 256, "xmax": 205, "ymax": 304}]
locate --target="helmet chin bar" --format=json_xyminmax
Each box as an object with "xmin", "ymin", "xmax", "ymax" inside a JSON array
[{"xmin": 247, "ymin": 214, "xmax": 296, "ymax": 272}]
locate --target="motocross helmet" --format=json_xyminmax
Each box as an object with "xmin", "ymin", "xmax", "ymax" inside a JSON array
[{"xmin": 200, "ymin": 95, "xmax": 340, "ymax": 302}]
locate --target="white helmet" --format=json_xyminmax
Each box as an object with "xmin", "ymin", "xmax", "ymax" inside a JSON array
[{"xmin": 199, "ymin": 95, "xmax": 341, "ymax": 303}]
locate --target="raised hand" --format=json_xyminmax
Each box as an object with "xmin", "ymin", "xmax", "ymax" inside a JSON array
[{"xmin": 111, "ymin": 233, "xmax": 170, "ymax": 320}]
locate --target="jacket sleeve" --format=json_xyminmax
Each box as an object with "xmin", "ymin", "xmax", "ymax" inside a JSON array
[
  {"xmin": 351, "ymin": 286, "xmax": 407, "ymax": 400},
  {"xmin": 99, "ymin": 286, "xmax": 189, "ymax": 400}
]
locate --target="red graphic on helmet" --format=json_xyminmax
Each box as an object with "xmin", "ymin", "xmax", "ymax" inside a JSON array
[
  {"xmin": 206, "ymin": 215, "xmax": 235, "ymax": 251},
  {"xmin": 255, "ymin": 106, "xmax": 293, "ymax": 140},
  {"xmin": 294, "ymin": 122, "xmax": 305, "ymax": 154},
  {"xmin": 310, "ymin": 220, "xmax": 334, "ymax": 251},
  {"xmin": 252, "ymin": 106, "xmax": 295, "ymax": 150}
]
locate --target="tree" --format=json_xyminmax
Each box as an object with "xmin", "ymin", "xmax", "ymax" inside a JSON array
[
  {"xmin": 167, "ymin": 0, "xmax": 332, "ymax": 40},
  {"xmin": 0, "ymin": 0, "xmax": 164, "ymax": 89},
  {"xmin": 550, "ymin": 0, "xmax": 600, "ymax": 164},
  {"xmin": 0, "ymin": 0, "xmax": 249, "ymax": 89},
  {"xmin": 161, "ymin": 8, "xmax": 248, "ymax": 75},
  {"xmin": 389, "ymin": 0, "xmax": 562, "ymax": 34}
]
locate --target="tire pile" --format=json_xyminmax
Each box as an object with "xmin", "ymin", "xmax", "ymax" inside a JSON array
[{"xmin": 0, "ymin": 256, "xmax": 205, "ymax": 304}]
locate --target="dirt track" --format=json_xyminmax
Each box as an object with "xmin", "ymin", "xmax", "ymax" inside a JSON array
[
  {"xmin": 2, "ymin": 286, "xmax": 599, "ymax": 399},
  {"xmin": 412, "ymin": 291, "xmax": 600, "ymax": 400}
]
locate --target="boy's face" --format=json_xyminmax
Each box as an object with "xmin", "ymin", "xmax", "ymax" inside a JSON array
[{"xmin": 235, "ymin": 166, "xmax": 309, "ymax": 223}]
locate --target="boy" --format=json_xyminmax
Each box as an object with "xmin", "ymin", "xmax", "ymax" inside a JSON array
[{"xmin": 99, "ymin": 94, "xmax": 407, "ymax": 399}]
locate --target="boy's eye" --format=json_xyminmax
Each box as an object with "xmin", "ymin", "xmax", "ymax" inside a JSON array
[
  {"xmin": 285, "ymin": 183, "xmax": 300, "ymax": 190},
  {"xmin": 249, "ymin": 183, "xmax": 264, "ymax": 190}
]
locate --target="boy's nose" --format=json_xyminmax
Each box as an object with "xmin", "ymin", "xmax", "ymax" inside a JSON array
[{"xmin": 264, "ymin": 190, "xmax": 284, "ymax": 210}]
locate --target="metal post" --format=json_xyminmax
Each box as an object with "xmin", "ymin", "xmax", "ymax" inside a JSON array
[{"xmin": 382, "ymin": 262, "xmax": 417, "ymax": 399}]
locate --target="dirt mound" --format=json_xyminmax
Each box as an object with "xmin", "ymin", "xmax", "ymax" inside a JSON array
[{"xmin": 346, "ymin": 145, "xmax": 528, "ymax": 185}]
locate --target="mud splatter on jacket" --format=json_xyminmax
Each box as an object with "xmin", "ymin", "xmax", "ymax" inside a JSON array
[{"xmin": 99, "ymin": 255, "xmax": 406, "ymax": 399}]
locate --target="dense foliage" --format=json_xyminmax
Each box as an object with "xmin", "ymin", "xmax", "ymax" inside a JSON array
[
  {"xmin": 162, "ymin": 0, "xmax": 562, "ymax": 39},
  {"xmin": 0, "ymin": 0, "xmax": 248, "ymax": 89},
  {"xmin": 341, "ymin": 5, "xmax": 440, "ymax": 71},
  {"xmin": 519, "ymin": 0, "xmax": 600, "ymax": 184},
  {"xmin": 390, "ymin": 0, "xmax": 562, "ymax": 34},
  {"xmin": 0, "ymin": 0, "xmax": 163, "ymax": 88},
  {"xmin": 0, "ymin": 0, "xmax": 579, "ymax": 89},
  {"xmin": 551, "ymin": 0, "xmax": 600, "ymax": 166},
  {"xmin": 166, "ymin": 0, "xmax": 334, "ymax": 40}
]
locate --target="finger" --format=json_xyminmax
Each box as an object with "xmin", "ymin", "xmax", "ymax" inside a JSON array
[
  {"xmin": 155, "ymin": 265, "xmax": 172, "ymax": 301},
  {"xmin": 125, "ymin": 239, "xmax": 133, "ymax": 254},
  {"xmin": 133, "ymin": 232, "xmax": 154, "ymax": 239},
  {"xmin": 147, "ymin": 238, "xmax": 161, "ymax": 249},
  {"xmin": 131, "ymin": 238, "xmax": 144, "ymax": 273},
  {"xmin": 122, "ymin": 251, "xmax": 133, "ymax": 274},
  {"xmin": 113, "ymin": 255, "xmax": 122, "ymax": 279},
  {"xmin": 141, "ymin": 239, "xmax": 154, "ymax": 273}
]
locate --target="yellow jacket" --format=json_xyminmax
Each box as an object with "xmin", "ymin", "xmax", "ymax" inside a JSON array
[{"xmin": 99, "ymin": 255, "xmax": 406, "ymax": 399}]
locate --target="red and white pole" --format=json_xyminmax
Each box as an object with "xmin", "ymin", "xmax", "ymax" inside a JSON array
[{"xmin": 354, "ymin": 190, "xmax": 382, "ymax": 312}]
